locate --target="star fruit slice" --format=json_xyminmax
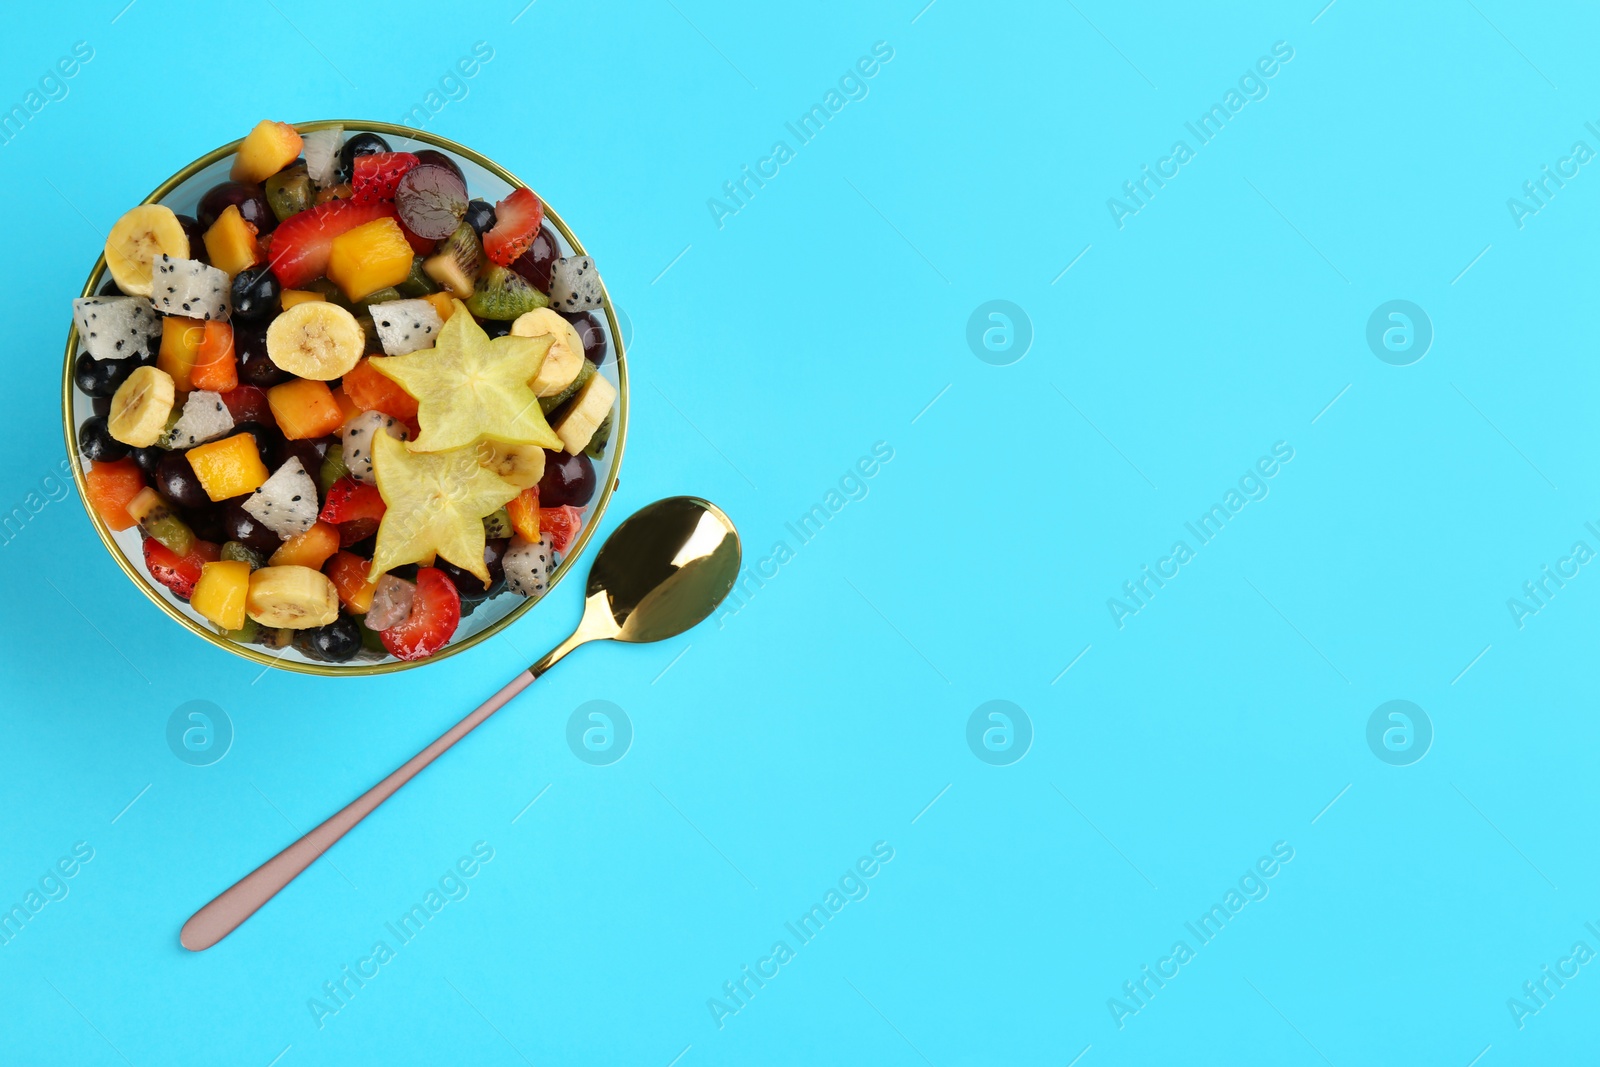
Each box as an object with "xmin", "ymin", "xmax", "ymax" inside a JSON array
[
  {"xmin": 369, "ymin": 299, "xmax": 561, "ymax": 453},
  {"xmin": 367, "ymin": 431, "xmax": 522, "ymax": 583}
]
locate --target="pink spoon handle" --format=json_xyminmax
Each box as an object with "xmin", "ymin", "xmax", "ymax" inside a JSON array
[{"xmin": 180, "ymin": 669, "xmax": 535, "ymax": 951}]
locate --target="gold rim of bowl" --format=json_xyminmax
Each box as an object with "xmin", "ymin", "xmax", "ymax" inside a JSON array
[{"xmin": 59, "ymin": 119, "xmax": 629, "ymax": 676}]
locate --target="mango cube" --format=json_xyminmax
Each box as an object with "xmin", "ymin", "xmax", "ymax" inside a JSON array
[
  {"xmin": 158, "ymin": 316, "xmax": 206, "ymax": 391},
  {"xmin": 186, "ymin": 433, "xmax": 271, "ymax": 502},
  {"xmin": 203, "ymin": 205, "xmax": 261, "ymax": 278},
  {"xmin": 192, "ymin": 560, "xmax": 251, "ymax": 631},
  {"xmin": 232, "ymin": 120, "xmax": 303, "ymax": 184},
  {"xmin": 327, "ymin": 217, "xmax": 414, "ymax": 301},
  {"xmin": 268, "ymin": 378, "xmax": 345, "ymax": 440}
]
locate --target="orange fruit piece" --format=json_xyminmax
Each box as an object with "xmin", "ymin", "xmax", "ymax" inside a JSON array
[
  {"xmin": 267, "ymin": 378, "xmax": 345, "ymax": 440},
  {"xmin": 84, "ymin": 458, "xmax": 145, "ymax": 531},
  {"xmin": 190, "ymin": 321, "xmax": 237, "ymax": 392}
]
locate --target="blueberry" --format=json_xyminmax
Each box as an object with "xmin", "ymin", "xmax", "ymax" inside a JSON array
[
  {"xmin": 337, "ymin": 133, "xmax": 391, "ymax": 183},
  {"xmin": 236, "ymin": 324, "xmax": 287, "ymax": 387},
  {"xmin": 297, "ymin": 616, "xmax": 363, "ymax": 662},
  {"xmin": 462, "ymin": 199, "xmax": 497, "ymax": 237},
  {"xmin": 74, "ymin": 351, "xmax": 139, "ymax": 398},
  {"xmin": 78, "ymin": 415, "xmax": 128, "ymax": 462},
  {"xmin": 231, "ymin": 265, "xmax": 281, "ymax": 323}
]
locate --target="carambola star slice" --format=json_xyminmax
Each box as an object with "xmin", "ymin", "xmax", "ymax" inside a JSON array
[
  {"xmin": 369, "ymin": 299, "xmax": 560, "ymax": 453},
  {"xmin": 367, "ymin": 431, "xmax": 522, "ymax": 583}
]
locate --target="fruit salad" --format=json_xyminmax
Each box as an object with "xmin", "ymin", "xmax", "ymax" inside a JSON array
[{"xmin": 72, "ymin": 121, "xmax": 619, "ymax": 665}]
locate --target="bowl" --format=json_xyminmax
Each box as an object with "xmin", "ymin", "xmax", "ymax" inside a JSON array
[{"xmin": 61, "ymin": 120, "xmax": 628, "ymax": 675}]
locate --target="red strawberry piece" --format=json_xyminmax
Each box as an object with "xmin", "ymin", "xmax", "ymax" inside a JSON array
[
  {"xmin": 381, "ymin": 567, "xmax": 461, "ymax": 660},
  {"xmin": 539, "ymin": 504, "xmax": 583, "ymax": 553},
  {"xmin": 268, "ymin": 198, "xmax": 397, "ymax": 288},
  {"xmin": 483, "ymin": 187, "xmax": 543, "ymax": 267},
  {"xmin": 318, "ymin": 478, "xmax": 386, "ymax": 525},
  {"xmin": 398, "ymin": 218, "xmax": 436, "ymax": 255},
  {"xmin": 220, "ymin": 385, "xmax": 272, "ymax": 426},
  {"xmin": 352, "ymin": 152, "xmax": 420, "ymax": 203},
  {"xmin": 144, "ymin": 537, "xmax": 220, "ymax": 601}
]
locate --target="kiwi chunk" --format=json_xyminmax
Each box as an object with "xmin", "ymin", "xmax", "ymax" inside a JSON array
[
  {"xmin": 584, "ymin": 411, "xmax": 614, "ymax": 459},
  {"xmin": 466, "ymin": 265, "xmax": 548, "ymax": 320},
  {"xmin": 423, "ymin": 222, "xmax": 482, "ymax": 298},
  {"xmin": 221, "ymin": 541, "xmax": 266, "ymax": 569},
  {"xmin": 540, "ymin": 358, "xmax": 595, "ymax": 415},
  {"xmin": 319, "ymin": 443, "xmax": 350, "ymax": 495},
  {"xmin": 396, "ymin": 256, "xmax": 438, "ymax": 297},
  {"xmin": 483, "ymin": 507, "xmax": 513, "ymax": 539},
  {"xmin": 265, "ymin": 164, "xmax": 313, "ymax": 223}
]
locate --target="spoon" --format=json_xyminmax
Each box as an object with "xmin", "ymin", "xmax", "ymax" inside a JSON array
[{"xmin": 181, "ymin": 496, "xmax": 740, "ymax": 951}]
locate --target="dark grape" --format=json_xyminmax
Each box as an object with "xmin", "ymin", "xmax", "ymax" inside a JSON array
[
  {"xmin": 510, "ymin": 226, "xmax": 559, "ymax": 292},
  {"xmin": 96, "ymin": 277, "xmax": 123, "ymax": 297},
  {"xmin": 480, "ymin": 318, "xmax": 512, "ymax": 339},
  {"xmin": 186, "ymin": 505, "xmax": 228, "ymax": 544},
  {"xmin": 197, "ymin": 181, "xmax": 275, "ymax": 233},
  {"xmin": 337, "ymin": 133, "xmax": 391, "ymax": 182},
  {"xmin": 462, "ymin": 199, "xmax": 496, "ymax": 236},
  {"xmin": 395, "ymin": 164, "xmax": 468, "ymax": 240},
  {"xmin": 74, "ymin": 351, "xmax": 139, "ymax": 397},
  {"xmin": 231, "ymin": 266, "xmax": 281, "ymax": 323},
  {"xmin": 222, "ymin": 500, "xmax": 282, "ymax": 555},
  {"xmin": 176, "ymin": 214, "xmax": 208, "ymax": 263},
  {"xmin": 154, "ymin": 451, "xmax": 211, "ymax": 510},
  {"xmin": 412, "ymin": 149, "xmax": 465, "ymax": 184},
  {"xmin": 560, "ymin": 311, "xmax": 606, "ymax": 364},
  {"xmin": 231, "ymin": 421, "xmax": 280, "ymax": 467},
  {"xmin": 274, "ymin": 436, "xmax": 329, "ymax": 476},
  {"xmin": 236, "ymin": 324, "xmax": 287, "ymax": 387},
  {"xmin": 438, "ymin": 538, "xmax": 510, "ymax": 602},
  {"xmin": 132, "ymin": 446, "xmax": 162, "ymax": 476},
  {"xmin": 78, "ymin": 416, "xmax": 128, "ymax": 462},
  {"xmin": 91, "ymin": 395, "xmax": 112, "ymax": 418},
  {"xmin": 297, "ymin": 617, "xmax": 363, "ymax": 662},
  {"xmin": 537, "ymin": 450, "xmax": 596, "ymax": 507}
]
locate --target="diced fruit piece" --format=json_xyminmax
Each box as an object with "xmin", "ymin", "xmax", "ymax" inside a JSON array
[
  {"xmin": 246, "ymin": 564, "xmax": 340, "ymax": 628},
  {"xmin": 539, "ymin": 358, "xmax": 594, "ymax": 414},
  {"xmin": 242, "ymin": 457, "xmax": 319, "ymax": 539},
  {"xmin": 475, "ymin": 440, "xmax": 545, "ymax": 489},
  {"xmin": 338, "ymin": 517, "xmax": 380, "ymax": 548},
  {"xmin": 190, "ymin": 321, "xmax": 238, "ymax": 393},
  {"xmin": 192, "ymin": 560, "xmax": 252, "ymax": 630},
  {"xmin": 422, "ymin": 291, "xmax": 455, "ymax": 322},
  {"xmin": 219, "ymin": 384, "xmax": 270, "ymax": 425},
  {"xmin": 105, "ymin": 205, "xmax": 189, "ymax": 296},
  {"xmin": 327, "ymin": 217, "xmax": 414, "ymax": 301},
  {"xmin": 144, "ymin": 536, "xmax": 220, "ymax": 600},
  {"xmin": 369, "ymin": 306, "xmax": 560, "ymax": 452},
  {"xmin": 202, "ymin": 205, "xmax": 262, "ymax": 278},
  {"xmin": 584, "ymin": 411, "xmax": 614, "ymax": 459},
  {"xmin": 325, "ymin": 551, "xmax": 378, "ymax": 613},
  {"xmin": 198, "ymin": 182, "xmax": 275, "ymax": 234},
  {"xmin": 482, "ymin": 507, "xmax": 513, "ymax": 539},
  {"xmin": 365, "ymin": 573, "xmax": 416, "ymax": 631},
  {"xmin": 398, "ymin": 220, "xmax": 435, "ymax": 255},
  {"xmin": 268, "ymin": 520, "xmax": 339, "ymax": 569},
  {"xmin": 221, "ymin": 540, "xmax": 267, "ymax": 569},
  {"xmin": 257, "ymin": 625, "xmax": 295, "ymax": 649},
  {"xmin": 265, "ymin": 163, "xmax": 313, "ymax": 223},
  {"xmin": 73, "ymin": 296, "xmax": 160, "ymax": 361},
  {"xmin": 395, "ymin": 164, "xmax": 469, "ymax": 239},
  {"xmin": 422, "ymin": 222, "xmax": 481, "ymax": 298},
  {"xmin": 186, "ymin": 432, "xmax": 271, "ymax": 501},
  {"xmin": 549, "ymin": 254, "xmax": 602, "ymax": 312},
  {"xmin": 158, "ymin": 316, "xmax": 206, "ymax": 390},
  {"xmin": 552, "ymin": 371, "xmax": 617, "ymax": 454},
  {"xmin": 466, "ymin": 264, "xmax": 548, "ymax": 320},
  {"xmin": 231, "ymin": 120, "xmax": 304, "ymax": 183},
  {"xmin": 331, "ymin": 387, "xmax": 360, "ymax": 425},
  {"xmin": 85, "ymin": 458, "xmax": 146, "ymax": 531},
  {"xmin": 513, "ymin": 307, "xmax": 585, "ymax": 397},
  {"xmin": 340, "ymin": 357, "xmax": 420, "ymax": 424},
  {"xmin": 150, "ymin": 255, "xmax": 231, "ymax": 321},
  {"xmin": 280, "ymin": 288, "xmax": 324, "ymax": 309},
  {"xmin": 337, "ymin": 133, "xmax": 392, "ymax": 181},
  {"xmin": 462, "ymin": 199, "xmax": 496, "ymax": 236},
  {"xmin": 368, "ymin": 433, "xmax": 519, "ymax": 583},
  {"xmin": 341, "ymin": 410, "xmax": 407, "ymax": 484},
  {"xmin": 502, "ymin": 534, "xmax": 557, "ymax": 597},
  {"xmin": 318, "ymin": 442, "xmax": 350, "ymax": 496},
  {"xmin": 267, "ymin": 378, "xmax": 345, "ymax": 440},
  {"xmin": 506, "ymin": 486, "xmax": 539, "ymax": 542},
  {"xmin": 268, "ymin": 197, "xmax": 396, "ymax": 288},
  {"xmin": 380, "ymin": 567, "xmax": 460, "ymax": 660},
  {"xmin": 108, "ymin": 365, "xmax": 176, "ymax": 447},
  {"xmin": 300, "ymin": 126, "xmax": 343, "ymax": 188},
  {"xmin": 315, "ymin": 182, "xmax": 353, "ymax": 205},
  {"xmin": 352, "ymin": 152, "xmax": 419, "ymax": 202},
  {"xmin": 482, "ymin": 187, "xmax": 543, "ymax": 267},
  {"xmin": 157, "ymin": 390, "xmax": 234, "ymax": 450},
  {"xmin": 266, "ymin": 301, "xmax": 365, "ymax": 380},
  {"xmin": 369, "ymin": 298, "xmax": 443, "ymax": 355},
  {"xmin": 540, "ymin": 504, "xmax": 583, "ymax": 553},
  {"xmin": 319, "ymin": 477, "xmax": 387, "ymax": 525},
  {"xmin": 396, "ymin": 255, "xmax": 438, "ymax": 297}
]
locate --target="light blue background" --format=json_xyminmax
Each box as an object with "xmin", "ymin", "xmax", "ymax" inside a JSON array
[{"xmin": 2, "ymin": 1, "xmax": 1596, "ymax": 1064}]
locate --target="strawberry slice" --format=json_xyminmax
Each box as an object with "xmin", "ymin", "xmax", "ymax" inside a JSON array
[
  {"xmin": 319, "ymin": 478, "xmax": 386, "ymax": 524},
  {"xmin": 483, "ymin": 187, "xmax": 543, "ymax": 267},
  {"xmin": 269, "ymin": 198, "xmax": 396, "ymax": 287},
  {"xmin": 380, "ymin": 566, "xmax": 460, "ymax": 660},
  {"xmin": 352, "ymin": 152, "xmax": 420, "ymax": 203},
  {"xmin": 144, "ymin": 537, "xmax": 220, "ymax": 601},
  {"xmin": 539, "ymin": 504, "xmax": 583, "ymax": 553}
]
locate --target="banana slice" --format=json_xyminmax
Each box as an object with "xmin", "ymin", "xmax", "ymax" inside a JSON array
[
  {"xmin": 552, "ymin": 371, "xmax": 617, "ymax": 455},
  {"xmin": 105, "ymin": 205, "xmax": 190, "ymax": 297},
  {"xmin": 246, "ymin": 565, "xmax": 341, "ymax": 629},
  {"xmin": 267, "ymin": 301, "xmax": 365, "ymax": 380},
  {"xmin": 475, "ymin": 440, "xmax": 547, "ymax": 489},
  {"xmin": 107, "ymin": 366, "xmax": 176, "ymax": 447},
  {"xmin": 512, "ymin": 308, "xmax": 585, "ymax": 397}
]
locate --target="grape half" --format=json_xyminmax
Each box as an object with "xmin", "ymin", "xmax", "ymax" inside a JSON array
[{"xmin": 395, "ymin": 165, "xmax": 469, "ymax": 240}]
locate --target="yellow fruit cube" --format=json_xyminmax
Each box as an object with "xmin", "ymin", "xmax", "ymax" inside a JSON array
[
  {"xmin": 327, "ymin": 217, "xmax": 414, "ymax": 301},
  {"xmin": 267, "ymin": 378, "xmax": 345, "ymax": 440},
  {"xmin": 186, "ymin": 433, "xmax": 271, "ymax": 501},
  {"xmin": 158, "ymin": 316, "xmax": 206, "ymax": 391},
  {"xmin": 202, "ymin": 205, "xmax": 261, "ymax": 277},
  {"xmin": 232, "ymin": 120, "xmax": 303, "ymax": 184},
  {"xmin": 280, "ymin": 289, "xmax": 325, "ymax": 309},
  {"xmin": 192, "ymin": 560, "xmax": 251, "ymax": 631},
  {"xmin": 422, "ymin": 292, "xmax": 456, "ymax": 322}
]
